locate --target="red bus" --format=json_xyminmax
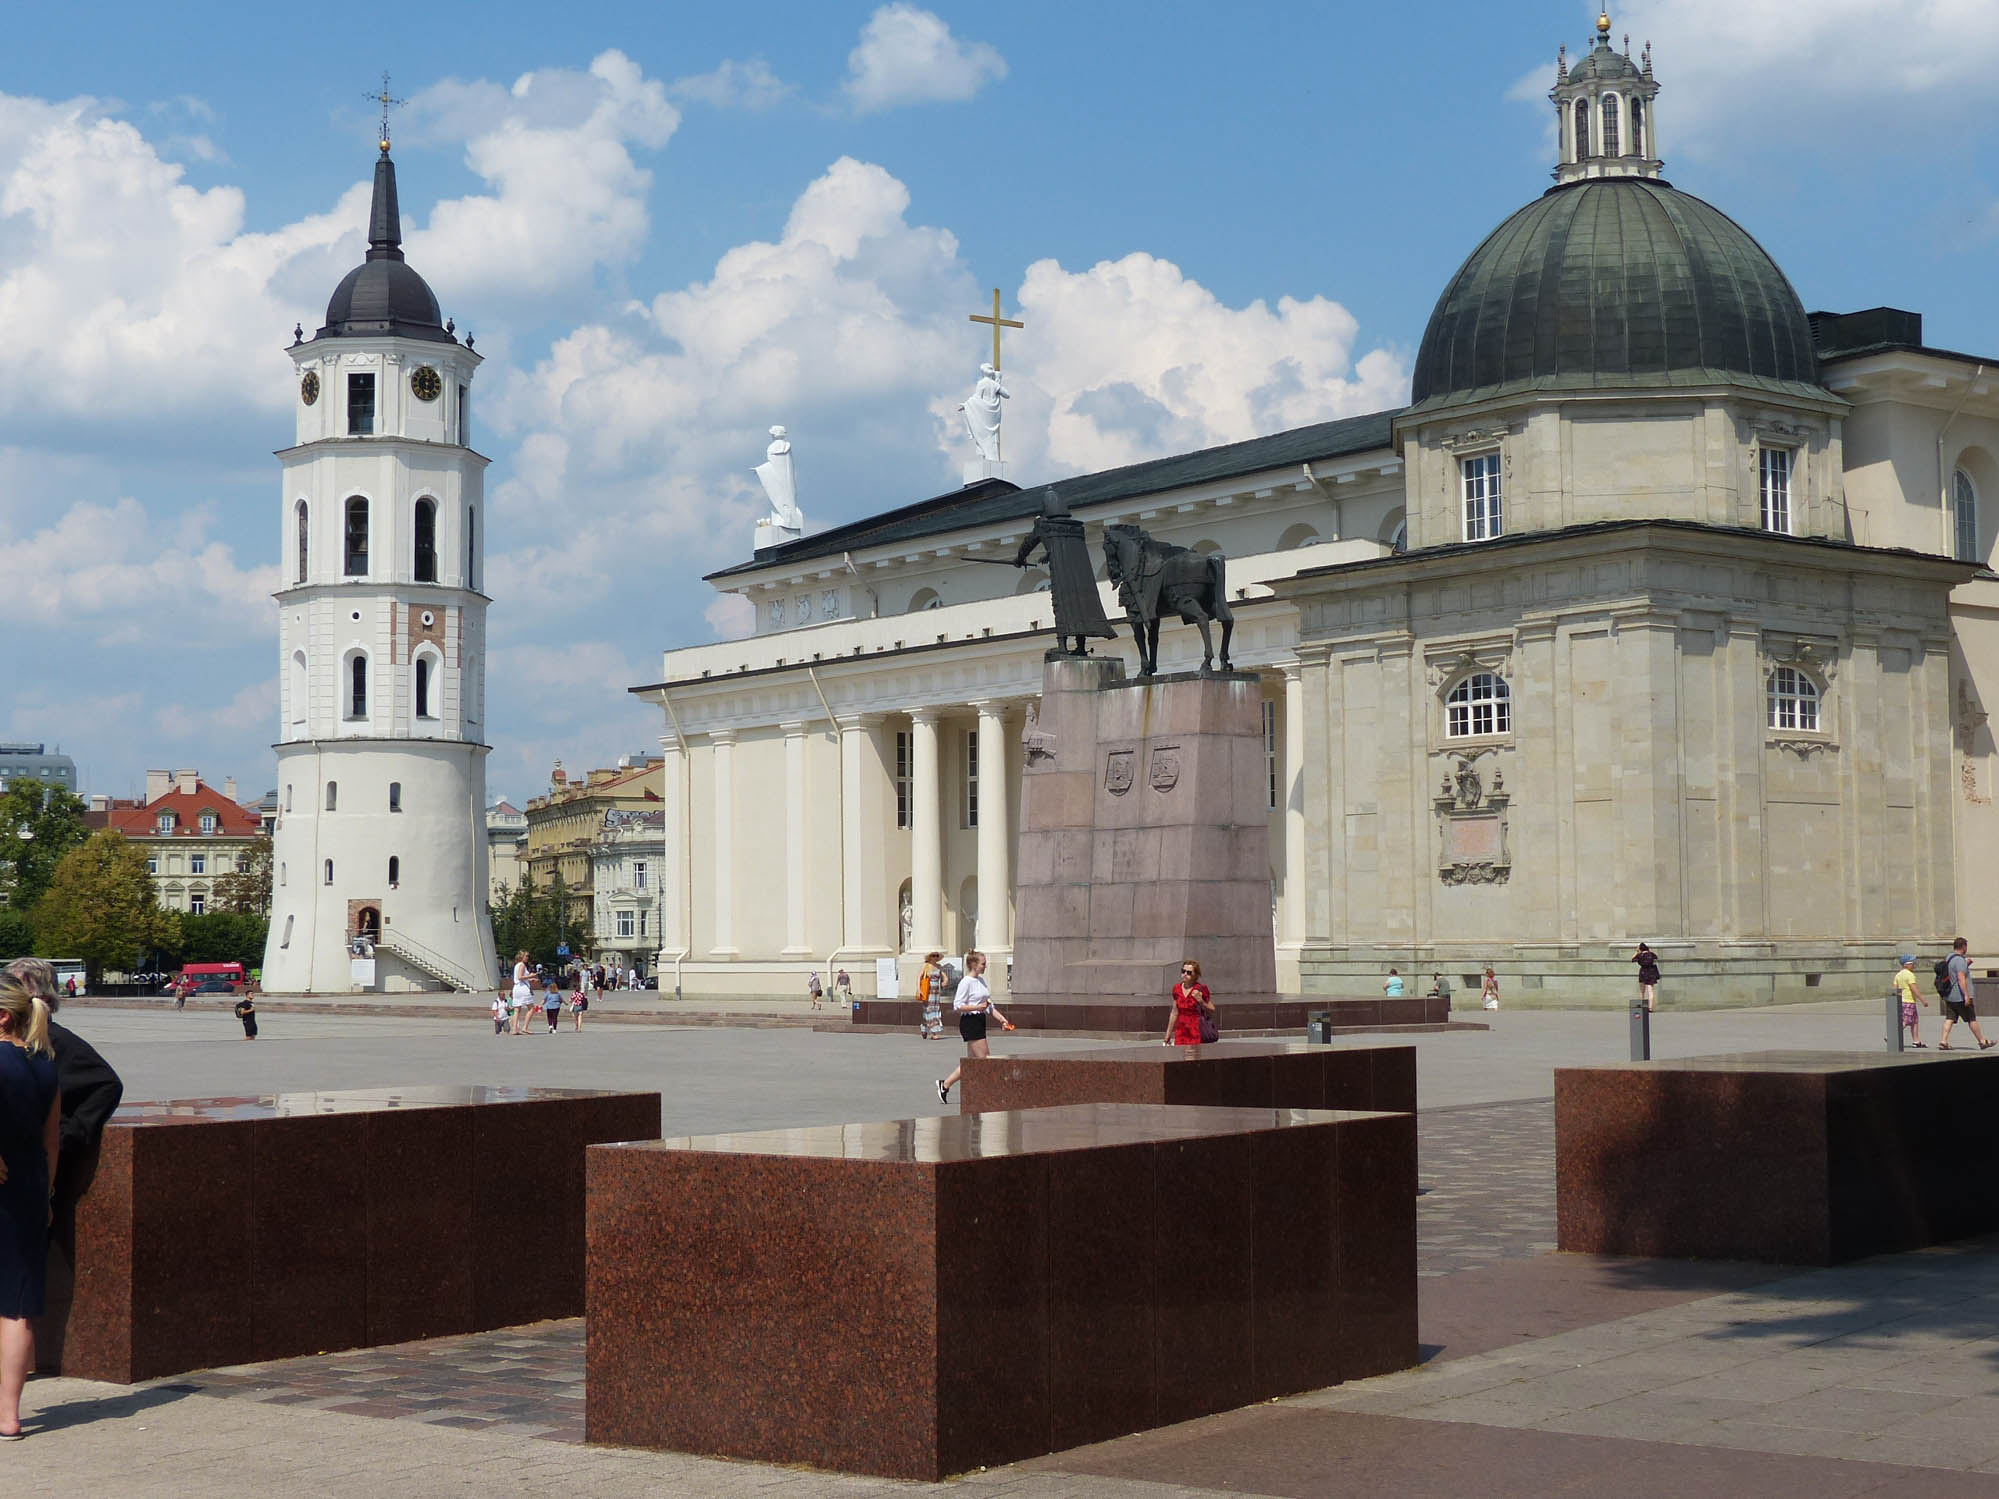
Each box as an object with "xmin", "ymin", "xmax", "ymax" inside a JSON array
[{"xmin": 175, "ymin": 962, "xmax": 249, "ymax": 995}]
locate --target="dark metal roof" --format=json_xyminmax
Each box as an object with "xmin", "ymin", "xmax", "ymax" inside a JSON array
[
  {"xmin": 316, "ymin": 151, "xmax": 455, "ymax": 344},
  {"xmin": 703, "ymin": 408, "xmax": 1398, "ymax": 581},
  {"xmin": 1407, "ymin": 178, "xmax": 1824, "ymax": 414}
]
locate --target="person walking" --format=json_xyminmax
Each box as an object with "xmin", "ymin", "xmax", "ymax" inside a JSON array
[
  {"xmin": 542, "ymin": 982, "xmax": 562, "ymax": 1035},
  {"xmin": 491, "ymin": 990, "xmax": 509, "ymax": 1035},
  {"xmin": 918, "ymin": 952, "xmax": 945, "ymax": 1040},
  {"xmin": 233, "ymin": 993, "xmax": 259, "ymax": 1040},
  {"xmin": 834, "ymin": 968, "xmax": 852, "ymax": 1010},
  {"xmin": 1632, "ymin": 942, "xmax": 1661, "ymax": 1013},
  {"xmin": 0, "ymin": 972, "xmax": 59, "ymax": 1441},
  {"xmin": 511, "ymin": 952, "xmax": 533, "ymax": 1035},
  {"xmin": 1480, "ymin": 966, "xmax": 1501, "ymax": 1011},
  {"xmin": 570, "ymin": 979, "xmax": 588, "ymax": 1032},
  {"xmin": 1383, "ymin": 968, "xmax": 1404, "ymax": 997},
  {"xmin": 1939, "ymin": 937, "xmax": 1994, "ymax": 1050},
  {"xmin": 938, "ymin": 952, "xmax": 1010, "ymax": 1103},
  {"xmin": 1164, "ymin": 959, "xmax": 1214, "ymax": 1046},
  {"xmin": 1894, "ymin": 955, "xmax": 1928, "ymax": 1048},
  {"xmin": 806, "ymin": 971, "xmax": 823, "ymax": 1011}
]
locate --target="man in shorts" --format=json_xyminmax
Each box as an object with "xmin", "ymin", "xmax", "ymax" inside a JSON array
[{"xmin": 1940, "ymin": 937, "xmax": 1994, "ymax": 1051}]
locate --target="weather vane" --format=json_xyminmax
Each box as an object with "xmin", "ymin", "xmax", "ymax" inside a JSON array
[{"xmin": 367, "ymin": 72, "xmax": 406, "ymax": 153}]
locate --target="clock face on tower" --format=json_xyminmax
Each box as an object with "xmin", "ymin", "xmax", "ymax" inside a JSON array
[
  {"xmin": 410, "ymin": 365, "xmax": 442, "ymax": 402},
  {"xmin": 300, "ymin": 371, "xmax": 320, "ymax": 405}
]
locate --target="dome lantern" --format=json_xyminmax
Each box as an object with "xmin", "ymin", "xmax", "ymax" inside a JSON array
[{"xmin": 1550, "ymin": 8, "xmax": 1661, "ymax": 185}]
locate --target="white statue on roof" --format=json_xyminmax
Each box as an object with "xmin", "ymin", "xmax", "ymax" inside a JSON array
[
  {"xmin": 959, "ymin": 363, "xmax": 1008, "ymax": 464},
  {"xmin": 753, "ymin": 425, "xmax": 803, "ymax": 548}
]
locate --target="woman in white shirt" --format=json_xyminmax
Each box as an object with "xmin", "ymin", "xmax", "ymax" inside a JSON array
[{"xmin": 937, "ymin": 951, "xmax": 1010, "ymax": 1103}]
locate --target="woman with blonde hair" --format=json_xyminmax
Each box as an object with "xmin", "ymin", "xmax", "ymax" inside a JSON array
[
  {"xmin": 937, "ymin": 951, "xmax": 1011, "ymax": 1103},
  {"xmin": 0, "ymin": 972, "xmax": 59, "ymax": 1439}
]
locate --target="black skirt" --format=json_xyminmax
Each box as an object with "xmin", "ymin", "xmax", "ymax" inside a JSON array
[{"xmin": 958, "ymin": 1011, "xmax": 988, "ymax": 1044}]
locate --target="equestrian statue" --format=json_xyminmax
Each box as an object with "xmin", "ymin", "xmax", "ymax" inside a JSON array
[
  {"xmin": 1013, "ymin": 489, "xmax": 1117, "ymax": 657},
  {"xmin": 1102, "ymin": 523, "xmax": 1234, "ymax": 675}
]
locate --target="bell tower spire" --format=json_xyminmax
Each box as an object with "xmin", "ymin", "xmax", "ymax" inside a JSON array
[{"xmin": 1548, "ymin": 10, "xmax": 1662, "ymax": 185}]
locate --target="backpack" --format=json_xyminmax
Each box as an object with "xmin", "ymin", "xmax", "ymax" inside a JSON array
[{"xmin": 1936, "ymin": 958, "xmax": 1957, "ymax": 999}]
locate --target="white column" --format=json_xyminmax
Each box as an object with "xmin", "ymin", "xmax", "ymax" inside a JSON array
[
  {"xmin": 657, "ymin": 736, "xmax": 686, "ymax": 962},
  {"xmin": 839, "ymin": 715, "xmax": 882, "ymax": 951},
  {"xmin": 1282, "ymin": 667, "xmax": 1309, "ymax": 945},
  {"xmin": 783, "ymin": 721, "xmax": 809, "ymax": 955},
  {"xmin": 909, "ymin": 707, "xmax": 944, "ymax": 953},
  {"xmin": 974, "ymin": 701, "xmax": 1012, "ymax": 953},
  {"xmin": 709, "ymin": 729, "xmax": 736, "ymax": 955}
]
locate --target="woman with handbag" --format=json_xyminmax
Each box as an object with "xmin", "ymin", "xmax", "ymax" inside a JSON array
[{"xmin": 1165, "ymin": 959, "xmax": 1215, "ymax": 1046}]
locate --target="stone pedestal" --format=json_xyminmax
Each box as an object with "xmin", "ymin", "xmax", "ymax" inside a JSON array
[
  {"xmin": 585, "ymin": 1102, "xmax": 1416, "ymax": 1481},
  {"xmin": 958, "ymin": 1040, "xmax": 1416, "ymax": 1115},
  {"xmin": 1556, "ymin": 1051, "xmax": 1999, "ymax": 1265},
  {"xmin": 1010, "ymin": 658, "xmax": 1275, "ymax": 1027},
  {"xmin": 39, "ymin": 1085, "xmax": 660, "ymax": 1382}
]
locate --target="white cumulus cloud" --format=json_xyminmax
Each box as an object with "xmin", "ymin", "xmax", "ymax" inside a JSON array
[
  {"xmin": 672, "ymin": 59, "xmax": 791, "ymax": 112},
  {"xmin": 842, "ymin": 5, "xmax": 1007, "ymax": 114}
]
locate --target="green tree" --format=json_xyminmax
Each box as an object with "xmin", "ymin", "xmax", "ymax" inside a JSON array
[
  {"xmin": 212, "ymin": 841, "xmax": 273, "ymax": 916},
  {"xmin": 0, "ymin": 781, "xmax": 89, "ymax": 915},
  {"xmin": 31, "ymin": 830, "xmax": 175, "ymax": 981},
  {"xmin": 488, "ymin": 874, "xmax": 536, "ymax": 967},
  {"xmin": 0, "ymin": 908, "xmax": 34, "ymax": 963},
  {"xmin": 180, "ymin": 911, "xmax": 270, "ymax": 966}
]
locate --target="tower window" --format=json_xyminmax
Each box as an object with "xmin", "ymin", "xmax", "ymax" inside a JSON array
[
  {"xmin": 1760, "ymin": 448, "xmax": 1793, "ymax": 534},
  {"xmin": 388, "ymin": 856, "xmax": 400, "ymax": 887},
  {"xmin": 284, "ymin": 784, "xmax": 292, "ymax": 812},
  {"xmin": 1446, "ymin": 672, "xmax": 1512, "ymax": 738},
  {"xmin": 1461, "ymin": 453, "xmax": 1503, "ymax": 541},
  {"xmin": 1954, "ymin": 469, "xmax": 1980, "ymax": 563},
  {"xmin": 295, "ymin": 500, "xmax": 309, "ymax": 584},
  {"xmin": 325, "ymin": 859, "xmax": 335, "ymax": 885},
  {"xmin": 459, "ymin": 385, "xmax": 470, "ymax": 446},
  {"xmin": 326, "ymin": 781, "xmax": 338, "ymax": 812},
  {"xmin": 1629, "ymin": 96, "xmax": 1646, "ymax": 157},
  {"xmin": 1573, "ymin": 98, "xmax": 1590, "ymax": 157},
  {"xmin": 344, "ymin": 497, "xmax": 369, "ymax": 575},
  {"xmin": 389, "ymin": 781, "xmax": 402, "ymax": 812},
  {"xmin": 348, "ymin": 653, "xmax": 369, "ymax": 719},
  {"xmin": 415, "ymin": 656, "xmax": 434, "ymax": 719},
  {"xmin": 347, "ymin": 372, "xmax": 376, "ymax": 435},
  {"xmin": 1768, "ymin": 666, "xmax": 1820, "ymax": 732},
  {"xmin": 414, "ymin": 497, "xmax": 438, "ymax": 583},
  {"xmin": 280, "ymin": 914, "xmax": 293, "ymax": 948},
  {"xmin": 894, "ymin": 729, "xmax": 913, "ymax": 829},
  {"xmin": 466, "ymin": 506, "xmax": 477, "ymax": 590},
  {"xmin": 963, "ymin": 728, "xmax": 979, "ymax": 829},
  {"xmin": 1601, "ymin": 94, "xmax": 1620, "ymax": 157}
]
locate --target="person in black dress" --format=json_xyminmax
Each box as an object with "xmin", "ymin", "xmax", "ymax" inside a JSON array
[
  {"xmin": 1014, "ymin": 490, "xmax": 1115, "ymax": 656},
  {"xmin": 0, "ymin": 971, "xmax": 60, "ymax": 1439}
]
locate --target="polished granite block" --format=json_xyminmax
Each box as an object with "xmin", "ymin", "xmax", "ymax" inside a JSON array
[
  {"xmin": 853, "ymin": 992, "xmax": 1451, "ymax": 1033},
  {"xmin": 1556, "ymin": 1051, "xmax": 1999, "ymax": 1265},
  {"xmin": 958, "ymin": 1041, "xmax": 1418, "ymax": 1116},
  {"xmin": 42, "ymin": 1085, "xmax": 659, "ymax": 1382},
  {"xmin": 586, "ymin": 1102, "xmax": 1418, "ymax": 1481}
]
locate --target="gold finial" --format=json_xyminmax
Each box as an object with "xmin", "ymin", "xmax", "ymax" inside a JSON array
[{"xmin": 1597, "ymin": 9, "xmax": 1612, "ymax": 37}]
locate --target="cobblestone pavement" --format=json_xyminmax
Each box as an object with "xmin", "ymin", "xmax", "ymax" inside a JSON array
[{"xmin": 152, "ymin": 1097, "xmax": 1555, "ymax": 1440}]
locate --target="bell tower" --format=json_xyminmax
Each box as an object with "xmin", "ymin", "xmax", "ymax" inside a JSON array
[
  {"xmin": 261, "ymin": 126, "xmax": 499, "ymax": 995},
  {"xmin": 1550, "ymin": 9, "xmax": 1662, "ymax": 185}
]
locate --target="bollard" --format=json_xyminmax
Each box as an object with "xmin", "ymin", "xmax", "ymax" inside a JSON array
[
  {"xmin": 1886, "ymin": 988, "xmax": 1904, "ymax": 1053},
  {"xmin": 1629, "ymin": 1001, "xmax": 1651, "ymax": 1062}
]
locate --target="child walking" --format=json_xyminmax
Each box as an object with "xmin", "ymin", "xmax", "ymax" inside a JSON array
[{"xmin": 1895, "ymin": 955, "xmax": 1927, "ymax": 1048}]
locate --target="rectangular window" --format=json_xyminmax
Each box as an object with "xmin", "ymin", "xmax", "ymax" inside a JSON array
[
  {"xmin": 616, "ymin": 909, "xmax": 635, "ymax": 939},
  {"xmin": 347, "ymin": 372, "xmax": 376, "ymax": 435},
  {"xmin": 634, "ymin": 861, "xmax": 648, "ymax": 890},
  {"xmin": 146, "ymin": 856, "xmax": 158, "ymax": 876},
  {"xmin": 1760, "ymin": 447, "xmax": 1793, "ymax": 533},
  {"xmin": 895, "ymin": 730, "xmax": 913, "ymax": 830},
  {"xmin": 1462, "ymin": 453, "xmax": 1503, "ymax": 540},
  {"xmin": 189, "ymin": 893, "xmax": 205, "ymax": 915},
  {"xmin": 963, "ymin": 728, "xmax": 979, "ymax": 829},
  {"xmin": 1263, "ymin": 699, "xmax": 1279, "ymax": 812},
  {"xmin": 639, "ymin": 909, "xmax": 648, "ymax": 937},
  {"xmin": 389, "ymin": 782, "xmax": 401, "ymax": 812},
  {"xmin": 458, "ymin": 385, "xmax": 470, "ymax": 447},
  {"xmin": 191, "ymin": 853, "xmax": 206, "ymax": 876}
]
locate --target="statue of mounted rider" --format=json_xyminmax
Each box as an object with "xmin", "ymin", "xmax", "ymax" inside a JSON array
[{"xmin": 1102, "ymin": 522, "xmax": 1234, "ymax": 675}]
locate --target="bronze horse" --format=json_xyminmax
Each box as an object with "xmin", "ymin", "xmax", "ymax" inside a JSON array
[{"xmin": 1101, "ymin": 523, "xmax": 1234, "ymax": 675}]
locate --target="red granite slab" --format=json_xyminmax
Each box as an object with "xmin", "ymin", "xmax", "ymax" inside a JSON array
[
  {"xmin": 959, "ymin": 1042, "xmax": 1417, "ymax": 1117},
  {"xmin": 585, "ymin": 1103, "xmax": 1418, "ymax": 1481},
  {"xmin": 1556, "ymin": 1051, "xmax": 1999, "ymax": 1265},
  {"xmin": 43, "ymin": 1085, "xmax": 659, "ymax": 1382},
  {"xmin": 854, "ymin": 994, "xmax": 1451, "ymax": 1032}
]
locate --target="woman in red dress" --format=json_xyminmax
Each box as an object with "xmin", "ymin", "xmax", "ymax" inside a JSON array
[{"xmin": 1165, "ymin": 958, "xmax": 1212, "ymax": 1046}]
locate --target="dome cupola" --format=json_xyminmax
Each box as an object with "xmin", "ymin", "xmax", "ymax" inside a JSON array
[
  {"xmin": 315, "ymin": 144, "xmax": 455, "ymax": 344},
  {"xmin": 1551, "ymin": 9, "xmax": 1661, "ymax": 185}
]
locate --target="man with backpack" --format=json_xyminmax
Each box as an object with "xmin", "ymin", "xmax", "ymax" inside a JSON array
[{"xmin": 1938, "ymin": 937, "xmax": 1995, "ymax": 1051}]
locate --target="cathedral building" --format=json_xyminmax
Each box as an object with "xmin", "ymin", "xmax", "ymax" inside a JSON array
[
  {"xmin": 634, "ymin": 18, "xmax": 1999, "ymax": 1007},
  {"xmin": 260, "ymin": 138, "xmax": 498, "ymax": 994}
]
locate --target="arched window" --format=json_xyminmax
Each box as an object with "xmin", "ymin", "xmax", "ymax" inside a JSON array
[
  {"xmin": 1768, "ymin": 667, "xmax": 1821, "ymax": 731},
  {"xmin": 344, "ymin": 497, "xmax": 369, "ymax": 575},
  {"xmin": 466, "ymin": 506, "xmax": 477, "ymax": 590},
  {"xmin": 347, "ymin": 654, "xmax": 368, "ymax": 719},
  {"xmin": 1278, "ymin": 523, "xmax": 1322, "ymax": 551},
  {"xmin": 907, "ymin": 588, "xmax": 941, "ymax": 613},
  {"xmin": 415, "ymin": 656, "xmax": 433, "ymax": 719},
  {"xmin": 280, "ymin": 914, "xmax": 293, "ymax": 948},
  {"xmin": 388, "ymin": 856, "xmax": 400, "ymax": 887},
  {"xmin": 324, "ymin": 859, "xmax": 335, "ymax": 885},
  {"xmin": 1446, "ymin": 672, "xmax": 1512, "ymax": 738},
  {"xmin": 325, "ymin": 781, "xmax": 338, "ymax": 812},
  {"xmin": 290, "ymin": 650, "xmax": 308, "ymax": 727},
  {"xmin": 414, "ymin": 497, "xmax": 438, "ymax": 583},
  {"xmin": 295, "ymin": 500, "xmax": 309, "ymax": 584},
  {"xmin": 1629, "ymin": 96, "xmax": 1646, "ymax": 157},
  {"xmin": 1601, "ymin": 94, "xmax": 1621, "ymax": 157},
  {"xmin": 1954, "ymin": 469, "xmax": 1980, "ymax": 563},
  {"xmin": 1573, "ymin": 98, "xmax": 1590, "ymax": 157}
]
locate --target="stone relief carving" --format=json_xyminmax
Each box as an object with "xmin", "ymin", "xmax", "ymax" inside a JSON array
[
  {"xmin": 1769, "ymin": 738, "xmax": 1837, "ymax": 760},
  {"xmin": 1021, "ymin": 701, "xmax": 1057, "ymax": 766},
  {"xmin": 1424, "ymin": 643, "xmax": 1514, "ymax": 690},
  {"xmin": 1433, "ymin": 750, "xmax": 1511, "ymax": 887},
  {"xmin": 1959, "ymin": 679, "xmax": 1990, "ymax": 805},
  {"xmin": 1763, "ymin": 636, "xmax": 1838, "ymax": 683},
  {"xmin": 1104, "ymin": 749, "xmax": 1135, "ymax": 796},
  {"xmin": 1148, "ymin": 747, "xmax": 1180, "ymax": 793}
]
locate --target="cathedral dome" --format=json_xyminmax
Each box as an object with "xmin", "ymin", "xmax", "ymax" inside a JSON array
[
  {"xmin": 316, "ymin": 150, "xmax": 456, "ymax": 344},
  {"xmin": 1408, "ymin": 177, "xmax": 1822, "ymax": 413}
]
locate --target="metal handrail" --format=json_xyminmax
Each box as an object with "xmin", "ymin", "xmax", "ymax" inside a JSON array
[{"xmin": 378, "ymin": 928, "xmax": 484, "ymax": 994}]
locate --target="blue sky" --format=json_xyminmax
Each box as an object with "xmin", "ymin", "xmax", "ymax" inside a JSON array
[{"xmin": 7, "ymin": 1, "xmax": 1999, "ymax": 807}]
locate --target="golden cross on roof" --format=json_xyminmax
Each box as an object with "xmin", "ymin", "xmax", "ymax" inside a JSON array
[
  {"xmin": 367, "ymin": 72, "xmax": 406, "ymax": 153},
  {"xmin": 969, "ymin": 288, "xmax": 1024, "ymax": 370}
]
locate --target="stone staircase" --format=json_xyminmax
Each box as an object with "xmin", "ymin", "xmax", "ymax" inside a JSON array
[{"xmin": 378, "ymin": 930, "xmax": 487, "ymax": 994}]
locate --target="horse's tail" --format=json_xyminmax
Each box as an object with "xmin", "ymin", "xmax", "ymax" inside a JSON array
[{"xmin": 1206, "ymin": 551, "xmax": 1234, "ymax": 622}]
